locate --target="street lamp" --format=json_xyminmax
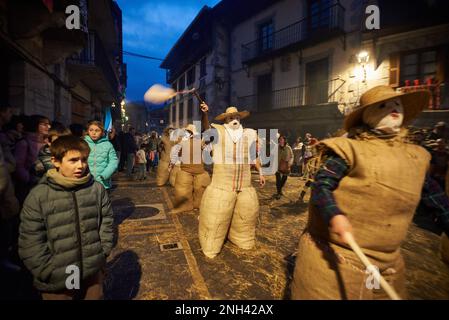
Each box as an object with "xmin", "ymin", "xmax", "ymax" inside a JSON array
[
  {"xmin": 357, "ymin": 51, "xmax": 369, "ymax": 65},
  {"xmin": 357, "ymin": 51, "xmax": 370, "ymax": 83}
]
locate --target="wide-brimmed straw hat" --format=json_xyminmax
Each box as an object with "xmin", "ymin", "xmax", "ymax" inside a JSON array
[
  {"xmin": 214, "ymin": 106, "xmax": 250, "ymax": 122},
  {"xmin": 344, "ymin": 85, "xmax": 430, "ymax": 131}
]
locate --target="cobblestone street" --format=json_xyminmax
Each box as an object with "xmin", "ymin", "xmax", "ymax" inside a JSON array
[{"xmin": 104, "ymin": 171, "xmax": 449, "ymax": 300}]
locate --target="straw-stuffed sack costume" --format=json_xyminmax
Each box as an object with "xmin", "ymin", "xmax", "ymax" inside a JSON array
[
  {"xmin": 156, "ymin": 127, "xmax": 175, "ymax": 186},
  {"xmin": 291, "ymin": 86, "xmax": 449, "ymax": 300},
  {"xmin": 169, "ymin": 164, "xmax": 180, "ymax": 187},
  {"xmin": 198, "ymin": 105, "xmax": 266, "ymax": 259},
  {"xmin": 170, "ymin": 124, "xmax": 210, "ymax": 214}
]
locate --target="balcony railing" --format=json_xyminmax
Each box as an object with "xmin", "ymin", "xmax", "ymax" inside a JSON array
[
  {"xmin": 237, "ymin": 78, "xmax": 342, "ymax": 112},
  {"xmin": 241, "ymin": 3, "xmax": 345, "ymax": 64},
  {"xmin": 67, "ymin": 31, "xmax": 119, "ymax": 96},
  {"xmin": 397, "ymin": 82, "xmax": 448, "ymax": 110}
]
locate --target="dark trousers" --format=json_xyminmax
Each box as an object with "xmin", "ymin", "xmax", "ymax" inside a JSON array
[{"xmin": 275, "ymin": 172, "xmax": 288, "ymax": 194}]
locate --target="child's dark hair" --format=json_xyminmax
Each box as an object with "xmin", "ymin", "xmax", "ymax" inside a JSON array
[
  {"xmin": 50, "ymin": 135, "xmax": 90, "ymax": 161},
  {"xmin": 48, "ymin": 123, "xmax": 71, "ymax": 141},
  {"xmin": 24, "ymin": 114, "xmax": 50, "ymax": 133}
]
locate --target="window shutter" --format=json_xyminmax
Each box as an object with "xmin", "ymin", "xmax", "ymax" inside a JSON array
[{"xmin": 389, "ymin": 53, "xmax": 400, "ymax": 87}]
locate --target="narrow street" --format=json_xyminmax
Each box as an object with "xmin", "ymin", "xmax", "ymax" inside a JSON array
[{"xmin": 104, "ymin": 171, "xmax": 449, "ymax": 300}]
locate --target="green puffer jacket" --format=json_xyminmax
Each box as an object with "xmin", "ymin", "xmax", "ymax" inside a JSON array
[
  {"xmin": 18, "ymin": 174, "xmax": 114, "ymax": 293},
  {"xmin": 85, "ymin": 136, "xmax": 118, "ymax": 189}
]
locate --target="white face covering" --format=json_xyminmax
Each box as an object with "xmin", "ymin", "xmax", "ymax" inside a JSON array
[
  {"xmin": 225, "ymin": 115, "xmax": 241, "ymax": 130},
  {"xmin": 362, "ymin": 98, "xmax": 404, "ymax": 133},
  {"xmin": 224, "ymin": 115, "xmax": 243, "ymax": 143}
]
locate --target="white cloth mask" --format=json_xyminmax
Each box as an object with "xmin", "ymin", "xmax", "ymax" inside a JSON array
[{"xmin": 362, "ymin": 98, "xmax": 404, "ymax": 133}]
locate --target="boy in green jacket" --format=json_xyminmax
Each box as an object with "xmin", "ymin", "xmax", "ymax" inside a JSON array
[{"xmin": 19, "ymin": 135, "xmax": 114, "ymax": 300}]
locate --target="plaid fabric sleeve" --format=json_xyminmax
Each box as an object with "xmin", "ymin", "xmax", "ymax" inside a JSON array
[
  {"xmin": 421, "ymin": 174, "xmax": 449, "ymax": 237},
  {"xmin": 310, "ymin": 152, "xmax": 349, "ymax": 225}
]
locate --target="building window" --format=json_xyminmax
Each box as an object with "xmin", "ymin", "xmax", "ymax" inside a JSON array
[
  {"xmin": 309, "ymin": 0, "xmax": 332, "ymax": 30},
  {"xmin": 259, "ymin": 20, "xmax": 274, "ymax": 52},
  {"xmin": 179, "ymin": 74, "xmax": 185, "ymax": 91},
  {"xmin": 400, "ymin": 50, "xmax": 438, "ymax": 85},
  {"xmin": 305, "ymin": 57, "xmax": 329, "ymax": 105},
  {"xmin": 187, "ymin": 66, "xmax": 196, "ymax": 86},
  {"xmin": 200, "ymin": 57, "xmax": 207, "ymax": 78}
]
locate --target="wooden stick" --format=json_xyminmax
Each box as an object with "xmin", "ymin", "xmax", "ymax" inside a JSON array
[
  {"xmin": 176, "ymin": 88, "xmax": 205, "ymax": 104},
  {"xmin": 344, "ymin": 232, "xmax": 401, "ymax": 300},
  {"xmin": 192, "ymin": 89, "xmax": 205, "ymax": 104}
]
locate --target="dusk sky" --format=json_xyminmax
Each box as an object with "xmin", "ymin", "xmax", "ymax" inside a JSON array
[{"xmin": 115, "ymin": 0, "xmax": 221, "ymax": 105}]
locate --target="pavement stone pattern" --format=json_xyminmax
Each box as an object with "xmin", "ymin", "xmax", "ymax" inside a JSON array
[{"xmin": 105, "ymin": 172, "xmax": 449, "ymax": 300}]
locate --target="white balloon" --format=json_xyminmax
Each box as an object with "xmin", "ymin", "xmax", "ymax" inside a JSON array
[{"xmin": 144, "ymin": 84, "xmax": 176, "ymax": 104}]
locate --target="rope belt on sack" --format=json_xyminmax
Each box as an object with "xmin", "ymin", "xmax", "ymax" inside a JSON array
[{"xmin": 304, "ymin": 232, "xmax": 401, "ymax": 300}]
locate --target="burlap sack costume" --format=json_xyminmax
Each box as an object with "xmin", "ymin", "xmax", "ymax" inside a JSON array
[
  {"xmin": 156, "ymin": 128, "xmax": 175, "ymax": 186},
  {"xmin": 292, "ymin": 86, "xmax": 432, "ymax": 299},
  {"xmin": 199, "ymin": 121, "xmax": 260, "ymax": 259},
  {"xmin": 173, "ymin": 128, "xmax": 210, "ymax": 213},
  {"xmin": 169, "ymin": 164, "xmax": 180, "ymax": 187}
]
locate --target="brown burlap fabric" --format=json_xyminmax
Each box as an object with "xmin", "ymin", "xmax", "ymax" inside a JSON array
[
  {"xmin": 156, "ymin": 159, "xmax": 170, "ymax": 186},
  {"xmin": 292, "ymin": 135, "xmax": 430, "ymax": 299},
  {"xmin": 169, "ymin": 164, "xmax": 180, "ymax": 187},
  {"xmin": 199, "ymin": 185, "xmax": 259, "ymax": 258},
  {"xmin": 159, "ymin": 134, "xmax": 174, "ymax": 162},
  {"xmin": 156, "ymin": 134, "xmax": 175, "ymax": 186},
  {"xmin": 174, "ymin": 170, "xmax": 210, "ymax": 212},
  {"xmin": 199, "ymin": 124, "xmax": 260, "ymax": 258}
]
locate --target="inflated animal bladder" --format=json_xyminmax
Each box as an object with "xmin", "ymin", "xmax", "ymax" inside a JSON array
[{"xmin": 144, "ymin": 84, "xmax": 177, "ymax": 104}]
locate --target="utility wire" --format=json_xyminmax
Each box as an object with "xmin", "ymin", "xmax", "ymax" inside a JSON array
[{"xmin": 123, "ymin": 50, "xmax": 164, "ymax": 61}]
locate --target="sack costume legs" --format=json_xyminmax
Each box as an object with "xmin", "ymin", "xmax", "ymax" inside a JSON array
[
  {"xmin": 156, "ymin": 127, "xmax": 175, "ymax": 187},
  {"xmin": 198, "ymin": 105, "xmax": 265, "ymax": 259},
  {"xmin": 170, "ymin": 124, "xmax": 210, "ymax": 214}
]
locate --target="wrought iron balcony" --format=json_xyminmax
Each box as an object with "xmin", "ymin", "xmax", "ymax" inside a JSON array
[
  {"xmin": 237, "ymin": 78, "xmax": 342, "ymax": 112},
  {"xmin": 397, "ymin": 82, "xmax": 448, "ymax": 110},
  {"xmin": 241, "ymin": 3, "xmax": 345, "ymax": 64}
]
